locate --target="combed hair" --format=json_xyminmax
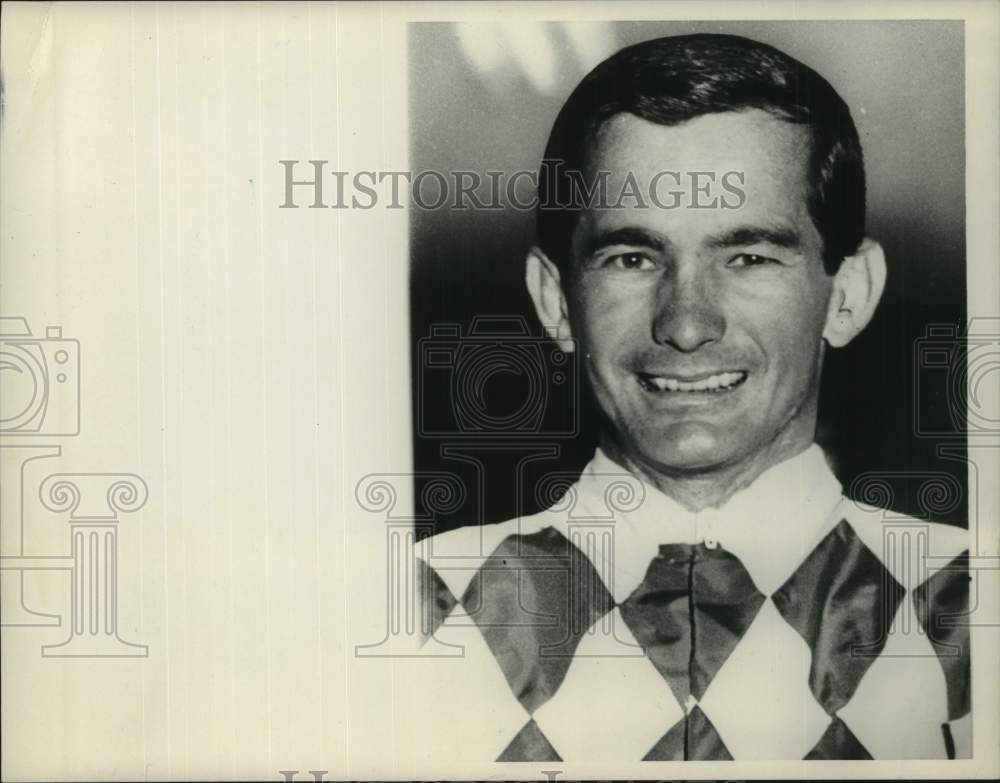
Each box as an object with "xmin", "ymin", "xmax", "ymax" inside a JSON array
[{"xmin": 536, "ymin": 33, "xmax": 866, "ymax": 275}]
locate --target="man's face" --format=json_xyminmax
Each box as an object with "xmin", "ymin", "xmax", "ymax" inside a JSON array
[{"xmin": 564, "ymin": 109, "xmax": 836, "ymax": 477}]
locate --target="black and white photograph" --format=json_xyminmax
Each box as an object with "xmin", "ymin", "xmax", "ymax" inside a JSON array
[
  {"xmin": 407, "ymin": 19, "xmax": 974, "ymax": 764},
  {"xmin": 1, "ymin": 2, "xmax": 997, "ymax": 781}
]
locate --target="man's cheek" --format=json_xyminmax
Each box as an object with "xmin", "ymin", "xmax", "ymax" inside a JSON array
[
  {"xmin": 578, "ymin": 300, "xmax": 641, "ymax": 353},
  {"xmin": 766, "ymin": 301, "xmax": 825, "ymax": 344},
  {"xmin": 770, "ymin": 321, "xmax": 826, "ymax": 389}
]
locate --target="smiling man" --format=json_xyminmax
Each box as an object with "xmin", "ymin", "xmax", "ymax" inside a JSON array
[
  {"xmin": 410, "ymin": 34, "xmax": 971, "ymax": 764},
  {"xmin": 535, "ymin": 108, "xmax": 860, "ymax": 510}
]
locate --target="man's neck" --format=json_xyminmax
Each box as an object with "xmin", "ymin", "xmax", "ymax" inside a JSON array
[{"xmin": 599, "ymin": 434, "xmax": 816, "ymax": 513}]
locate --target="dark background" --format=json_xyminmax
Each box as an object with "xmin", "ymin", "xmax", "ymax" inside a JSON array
[{"xmin": 409, "ymin": 20, "xmax": 968, "ymax": 532}]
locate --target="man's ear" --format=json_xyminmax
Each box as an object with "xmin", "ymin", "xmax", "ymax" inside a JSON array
[
  {"xmin": 525, "ymin": 247, "xmax": 575, "ymax": 353},
  {"xmin": 823, "ymin": 238, "xmax": 887, "ymax": 348}
]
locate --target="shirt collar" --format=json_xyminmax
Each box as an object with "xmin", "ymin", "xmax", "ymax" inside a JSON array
[{"xmin": 549, "ymin": 444, "xmax": 846, "ymax": 602}]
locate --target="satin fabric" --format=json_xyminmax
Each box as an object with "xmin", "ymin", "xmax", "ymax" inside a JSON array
[
  {"xmin": 416, "ymin": 557, "xmax": 458, "ymax": 641},
  {"xmin": 805, "ymin": 717, "xmax": 873, "ymax": 760},
  {"xmin": 772, "ymin": 519, "xmax": 906, "ymax": 715},
  {"xmin": 497, "ymin": 719, "xmax": 561, "ymax": 762},
  {"xmin": 460, "ymin": 526, "xmax": 615, "ymax": 715},
  {"xmin": 912, "ymin": 550, "xmax": 971, "ymax": 722},
  {"xmin": 617, "ymin": 543, "xmax": 765, "ymax": 759},
  {"xmin": 643, "ymin": 705, "xmax": 733, "ymax": 761},
  {"xmin": 619, "ymin": 543, "xmax": 766, "ymax": 705},
  {"xmin": 423, "ymin": 519, "xmax": 963, "ymax": 761}
]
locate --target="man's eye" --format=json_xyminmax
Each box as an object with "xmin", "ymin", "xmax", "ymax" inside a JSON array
[
  {"xmin": 728, "ymin": 253, "xmax": 779, "ymax": 267},
  {"xmin": 609, "ymin": 252, "xmax": 655, "ymax": 271}
]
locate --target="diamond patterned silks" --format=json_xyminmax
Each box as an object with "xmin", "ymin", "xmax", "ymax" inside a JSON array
[
  {"xmin": 912, "ymin": 550, "xmax": 971, "ymax": 721},
  {"xmin": 643, "ymin": 705, "xmax": 733, "ymax": 761},
  {"xmin": 528, "ymin": 608, "xmax": 684, "ymax": 762},
  {"xmin": 496, "ymin": 719, "xmax": 561, "ymax": 762},
  {"xmin": 415, "ymin": 517, "xmax": 966, "ymax": 762},
  {"xmin": 416, "ymin": 556, "xmax": 458, "ymax": 641},
  {"xmin": 836, "ymin": 598, "xmax": 952, "ymax": 759},
  {"xmin": 619, "ymin": 543, "xmax": 766, "ymax": 705},
  {"xmin": 772, "ymin": 519, "xmax": 906, "ymax": 715},
  {"xmin": 475, "ymin": 533, "xmax": 763, "ymax": 761},
  {"xmin": 460, "ymin": 526, "xmax": 615, "ymax": 715},
  {"xmin": 805, "ymin": 717, "xmax": 873, "ymax": 760},
  {"xmin": 697, "ymin": 599, "xmax": 831, "ymax": 759}
]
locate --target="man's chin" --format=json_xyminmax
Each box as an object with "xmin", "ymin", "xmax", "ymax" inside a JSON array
[{"xmin": 628, "ymin": 422, "xmax": 740, "ymax": 476}]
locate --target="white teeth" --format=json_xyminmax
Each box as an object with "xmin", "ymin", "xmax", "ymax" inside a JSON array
[{"xmin": 642, "ymin": 371, "xmax": 746, "ymax": 392}]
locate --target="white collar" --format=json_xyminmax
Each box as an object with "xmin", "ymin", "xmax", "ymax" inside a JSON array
[{"xmin": 548, "ymin": 444, "xmax": 846, "ymax": 602}]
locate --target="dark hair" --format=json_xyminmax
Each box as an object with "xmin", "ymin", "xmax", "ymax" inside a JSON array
[{"xmin": 536, "ymin": 33, "xmax": 865, "ymax": 275}]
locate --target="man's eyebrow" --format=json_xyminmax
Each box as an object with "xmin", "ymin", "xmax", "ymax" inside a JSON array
[
  {"xmin": 581, "ymin": 227, "xmax": 668, "ymax": 257},
  {"xmin": 705, "ymin": 225, "xmax": 803, "ymax": 250}
]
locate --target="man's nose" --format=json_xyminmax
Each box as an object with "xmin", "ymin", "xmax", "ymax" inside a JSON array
[{"xmin": 651, "ymin": 270, "xmax": 726, "ymax": 352}]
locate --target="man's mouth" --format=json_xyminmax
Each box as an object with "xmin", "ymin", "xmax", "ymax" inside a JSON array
[{"xmin": 636, "ymin": 370, "xmax": 748, "ymax": 393}]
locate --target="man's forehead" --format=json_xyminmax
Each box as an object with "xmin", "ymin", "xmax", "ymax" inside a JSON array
[
  {"xmin": 587, "ymin": 109, "xmax": 812, "ymax": 183},
  {"xmin": 573, "ymin": 109, "xmax": 820, "ymax": 252}
]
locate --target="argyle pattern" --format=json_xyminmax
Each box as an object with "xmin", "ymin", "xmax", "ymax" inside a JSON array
[{"xmin": 417, "ymin": 518, "xmax": 971, "ymax": 762}]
